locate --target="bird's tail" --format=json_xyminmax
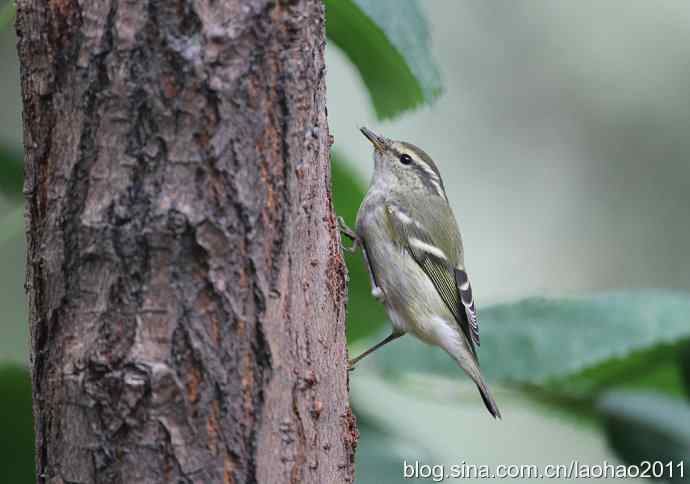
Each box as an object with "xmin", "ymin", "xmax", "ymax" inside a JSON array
[
  {"xmin": 452, "ymin": 351, "xmax": 501, "ymax": 418},
  {"xmin": 475, "ymin": 376, "xmax": 501, "ymax": 419}
]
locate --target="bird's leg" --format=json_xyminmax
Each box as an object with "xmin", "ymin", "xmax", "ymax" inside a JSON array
[
  {"xmin": 348, "ymin": 332, "xmax": 404, "ymax": 371},
  {"xmin": 361, "ymin": 245, "xmax": 385, "ymax": 303},
  {"xmin": 337, "ymin": 216, "xmax": 360, "ymax": 253},
  {"xmin": 338, "ymin": 215, "xmax": 385, "ymax": 302}
]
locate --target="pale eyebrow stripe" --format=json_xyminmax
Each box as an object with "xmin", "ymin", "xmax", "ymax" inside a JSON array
[
  {"xmin": 393, "ymin": 146, "xmax": 448, "ymax": 199},
  {"xmin": 409, "ymin": 153, "xmax": 447, "ymax": 199},
  {"xmin": 400, "ymin": 142, "xmax": 443, "ymax": 179}
]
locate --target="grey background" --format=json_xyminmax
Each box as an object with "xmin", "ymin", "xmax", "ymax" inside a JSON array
[{"xmin": 327, "ymin": 2, "xmax": 689, "ymax": 482}]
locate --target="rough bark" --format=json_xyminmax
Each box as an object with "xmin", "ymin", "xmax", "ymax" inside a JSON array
[{"xmin": 16, "ymin": 1, "xmax": 356, "ymax": 483}]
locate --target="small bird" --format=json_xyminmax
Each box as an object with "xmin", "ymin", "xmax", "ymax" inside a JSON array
[{"xmin": 339, "ymin": 127, "xmax": 500, "ymax": 418}]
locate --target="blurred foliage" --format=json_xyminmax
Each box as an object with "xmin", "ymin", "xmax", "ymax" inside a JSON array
[
  {"xmin": 350, "ymin": 291, "xmax": 690, "ymax": 479},
  {"xmin": 0, "ymin": 1, "xmax": 15, "ymax": 32},
  {"xmin": 554, "ymin": 341, "xmax": 689, "ymax": 401},
  {"xmin": 355, "ymin": 414, "xmax": 420, "ymax": 484},
  {"xmin": 331, "ymin": 153, "xmax": 387, "ymax": 343},
  {"xmin": 598, "ymin": 392, "xmax": 690, "ymax": 483},
  {"xmin": 325, "ymin": 0, "xmax": 441, "ymax": 119},
  {"xmin": 0, "ymin": 3, "xmax": 22, "ymax": 205},
  {"xmin": 680, "ymin": 342, "xmax": 690, "ymax": 400},
  {"xmin": 0, "ymin": 365, "xmax": 35, "ymax": 484},
  {"xmin": 366, "ymin": 291, "xmax": 690, "ymax": 393},
  {"xmin": 0, "ymin": 213, "xmax": 27, "ymax": 366},
  {"xmin": 0, "ymin": 144, "xmax": 23, "ymax": 199},
  {"xmin": 351, "ymin": 374, "xmax": 439, "ymax": 484},
  {"xmin": 483, "ymin": 292, "xmax": 690, "ymax": 386},
  {"xmin": 0, "ymin": 205, "xmax": 23, "ymax": 246}
]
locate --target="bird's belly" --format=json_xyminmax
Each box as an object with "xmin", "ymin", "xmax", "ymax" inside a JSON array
[{"xmin": 366, "ymin": 234, "xmax": 456, "ymax": 343}]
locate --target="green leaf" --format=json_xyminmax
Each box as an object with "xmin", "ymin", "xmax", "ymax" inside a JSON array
[
  {"xmin": 325, "ymin": 0, "xmax": 442, "ymax": 119},
  {"xmin": 331, "ymin": 152, "xmax": 387, "ymax": 343},
  {"xmin": 482, "ymin": 292, "xmax": 690, "ymax": 384},
  {"xmin": 598, "ymin": 391, "xmax": 690, "ymax": 483},
  {"xmin": 0, "ymin": 144, "xmax": 24, "ymax": 199},
  {"xmin": 365, "ymin": 291, "xmax": 690, "ymax": 399},
  {"xmin": 553, "ymin": 340, "xmax": 689, "ymax": 400},
  {"xmin": 0, "ymin": 365, "xmax": 35, "ymax": 484}
]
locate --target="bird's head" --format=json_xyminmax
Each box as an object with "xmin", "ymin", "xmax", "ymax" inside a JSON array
[{"xmin": 360, "ymin": 127, "xmax": 446, "ymax": 199}]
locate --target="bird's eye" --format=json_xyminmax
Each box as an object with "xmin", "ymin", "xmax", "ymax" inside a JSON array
[{"xmin": 399, "ymin": 154, "xmax": 413, "ymax": 165}]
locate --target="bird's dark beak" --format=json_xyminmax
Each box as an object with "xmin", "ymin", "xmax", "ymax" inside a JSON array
[{"xmin": 360, "ymin": 127, "xmax": 385, "ymax": 151}]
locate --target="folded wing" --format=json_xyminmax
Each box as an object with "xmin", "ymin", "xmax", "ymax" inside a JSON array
[{"xmin": 385, "ymin": 203, "xmax": 480, "ymax": 353}]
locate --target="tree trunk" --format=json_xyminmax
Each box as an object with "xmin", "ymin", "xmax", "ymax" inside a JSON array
[{"xmin": 16, "ymin": 1, "xmax": 356, "ymax": 483}]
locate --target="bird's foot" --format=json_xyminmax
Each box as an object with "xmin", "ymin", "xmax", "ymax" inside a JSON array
[
  {"xmin": 337, "ymin": 216, "xmax": 360, "ymax": 253},
  {"xmin": 337, "ymin": 216, "xmax": 357, "ymax": 239}
]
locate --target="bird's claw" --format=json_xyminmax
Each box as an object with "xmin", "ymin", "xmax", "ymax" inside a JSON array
[
  {"xmin": 342, "ymin": 242, "xmax": 358, "ymax": 254},
  {"xmin": 337, "ymin": 216, "xmax": 360, "ymax": 253},
  {"xmin": 337, "ymin": 216, "xmax": 357, "ymax": 239}
]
